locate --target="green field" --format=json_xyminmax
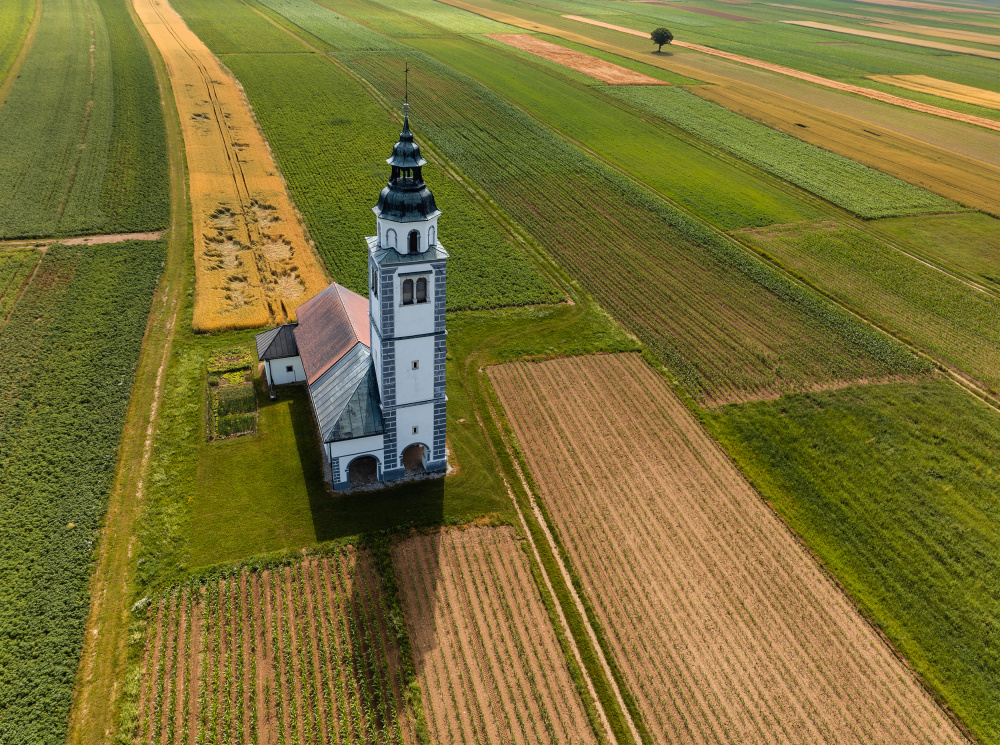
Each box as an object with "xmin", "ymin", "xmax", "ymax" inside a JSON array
[
  {"xmin": 0, "ymin": 0, "xmax": 167, "ymax": 239},
  {"xmin": 0, "ymin": 241, "xmax": 163, "ymax": 745},
  {"xmin": 737, "ymin": 220, "xmax": 1000, "ymax": 393},
  {"xmin": 0, "ymin": 0, "xmax": 34, "ymax": 86},
  {"xmin": 872, "ymin": 212, "xmax": 1000, "ymax": 285},
  {"xmin": 0, "ymin": 247, "xmax": 41, "ymax": 323},
  {"xmin": 706, "ymin": 381, "xmax": 1000, "ymax": 745},
  {"xmin": 606, "ymin": 84, "xmax": 961, "ymax": 219}
]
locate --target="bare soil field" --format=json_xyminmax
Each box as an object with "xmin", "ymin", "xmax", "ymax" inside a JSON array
[
  {"xmin": 134, "ymin": 551, "xmax": 417, "ymax": 744},
  {"xmin": 490, "ymin": 353, "xmax": 968, "ymax": 745},
  {"xmin": 133, "ymin": 0, "xmax": 326, "ymax": 332},
  {"xmin": 488, "ymin": 33, "xmax": 668, "ymax": 84},
  {"xmin": 392, "ymin": 526, "xmax": 597, "ymax": 745},
  {"xmin": 782, "ymin": 21, "xmax": 1000, "ymax": 59},
  {"xmin": 869, "ymin": 74, "xmax": 1000, "ymax": 109}
]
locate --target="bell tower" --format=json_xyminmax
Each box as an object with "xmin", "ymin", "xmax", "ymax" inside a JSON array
[{"xmin": 368, "ymin": 103, "xmax": 448, "ymax": 479}]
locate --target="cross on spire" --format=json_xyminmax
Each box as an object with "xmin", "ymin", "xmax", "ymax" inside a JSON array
[{"xmin": 403, "ymin": 62, "xmax": 409, "ymax": 115}]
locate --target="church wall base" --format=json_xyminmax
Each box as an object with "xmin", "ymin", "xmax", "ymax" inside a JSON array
[
  {"xmin": 380, "ymin": 466, "xmax": 406, "ymax": 481},
  {"xmin": 424, "ymin": 459, "xmax": 447, "ymax": 473}
]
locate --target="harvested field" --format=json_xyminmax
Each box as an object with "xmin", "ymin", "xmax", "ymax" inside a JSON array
[
  {"xmin": 392, "ymin": 527, "xmax": 598, "ymax": 745},
  {"xmin": 133, "ymin": 0, "xmax": 327, "ymax": 332},
  {"xmin": 869, "ymin": 73, "xmax": 1000, "ymax": 110},
  {"xmin": 487, "ymin": 33, "xmax": 669, "ymax": 84},
  {"xmin": 563, "ymin": 15, "xmax": 1000, "ymax": 132},
  {"xmin": 489, "ymin": 353, "xmax": 968, "ymax": 745},
  {"xmin": 782, "ymin": 20, "xmax": 1000, "ymax": 59},
  {"xmin": 134, "ymin": 552, "xmax": 418, "ymax": 744},
  {"xmin": 869, "ymin": 20, "xmax": 1000, "ymax": 44}
]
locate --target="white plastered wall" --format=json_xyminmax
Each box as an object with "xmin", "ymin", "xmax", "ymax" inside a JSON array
[
  {"xmin": 394, "ymin": 403, "xmax": 434, "ymax": 463},
  {"xmin": 377, "ymin": 215, "xmax": 439, "ymax": 253},
  {"xmin": 328, "ymin": 434, "xmax": 385, "ymax": 482},
  {"xmin": 394, "ymin": 268, "xmax": 434, "ymax": 338},
  {"xmin": 265, "ymin": 356, "xmax": 305, "ymax": 385},
  {"xmin": 393, "ymin": 335, "xmax": 435, "ymax": 405}
]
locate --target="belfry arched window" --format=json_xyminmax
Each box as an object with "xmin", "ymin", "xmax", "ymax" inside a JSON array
[
  {"xmin": 408, "ymin": 230, "xmax": 419, "ymax": 254},
  {"xmin": 386, "ymin": 228, "xmax": 396, "ymax": 250},
  {"xmin": 429, "ymin": 226, "xmax": 436, "ymax": 246},
  {"xmin": 416, "ymin": 277, "xmax": 427, "ymax": 304},
  {"xmin": 402, "ymin": 278, "xmax": 414, "ymax": 305}
]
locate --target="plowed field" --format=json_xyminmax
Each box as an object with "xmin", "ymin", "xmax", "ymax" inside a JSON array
[
  {"xmin": 134, "ymin": 0, "xmax": 326, "ymax": 331},
  {"xmin": 134, "ymin": 552, "xmax": 417, "ymax": 744},
  {"xmin": 392, "ymin": 527, "xmax": 597, "ymax": 745},
  {"xmin": 487, "ymin": 34, "xmax": 668, "ymax": 84},
  {"xmin": 490, "ymin": 353, "xmax": 967, "ymax": 745}
]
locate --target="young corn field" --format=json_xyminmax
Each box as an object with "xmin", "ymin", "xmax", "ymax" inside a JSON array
[{"xmin": 133, "ymin": 551, "xmax": 417, "ymax": 745}]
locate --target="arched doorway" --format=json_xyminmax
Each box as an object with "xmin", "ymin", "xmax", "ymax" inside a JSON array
[
  {"xmin": 401, "ymin": 444, "xmax": 426, "ymax": 475},
  {"xmin": 347, "ymin": 455, "xmax": 379, "ymax": 488}
]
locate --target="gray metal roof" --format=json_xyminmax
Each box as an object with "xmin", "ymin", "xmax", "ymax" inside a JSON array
[
  {"xmin": 255, "ymin": 324, "xmax": 299, "ymax": 361},
  {"xmin": 371, "ymin": 240, "xmax": 450, "ymax": 266},
  {"xmin": 308, "ymin": 343, "xmax": 384, "ymax": 443},
  {"xmin": 328, "ymin": 364, "xmax": 385, "ymax": 442}
]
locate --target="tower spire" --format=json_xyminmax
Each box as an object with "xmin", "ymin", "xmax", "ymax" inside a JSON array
[{"xmin": 403, "ymin": 62, "xmax": 409, "ymax": 116}]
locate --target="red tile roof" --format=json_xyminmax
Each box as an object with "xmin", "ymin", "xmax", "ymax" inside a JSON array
[{"xmin": 293, "ymin": 284, "xmax": 370, "ymax": 385}]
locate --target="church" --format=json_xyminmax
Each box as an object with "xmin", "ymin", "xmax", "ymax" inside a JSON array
[{"xmin": 255, "ymin": 104, "xmax": 448, "ymax": 490}]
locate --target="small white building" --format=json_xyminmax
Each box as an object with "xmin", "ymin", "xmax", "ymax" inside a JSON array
[{"xmin": 255, "ymin": 105, "xmax": 447, "ymax": 490}]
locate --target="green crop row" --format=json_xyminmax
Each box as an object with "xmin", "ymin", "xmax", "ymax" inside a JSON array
[
  {"xmin": 738, "ymin": 221, "xmax": 1000, "ymax": 392},
  {"xmin": 0, "ymin": 0, "xmax": 167, "ymax": 239},
  {"xmin": 213, "ymin": 48, "xmax": 561, "ymax": 311},
  {"xmin": 0, "ymin": 240, "xmax": 164, "ymax": 745},
  {"xmin": 253, "ymin": 0, "xmax": 926, "ymax": 400},
  {"xmin": 607, "ymin": 85, "xmax": 961, "ymax": 219},
  {"xmin": 0, "ymin": 247, "xmax": 41, "ymax": 323}
]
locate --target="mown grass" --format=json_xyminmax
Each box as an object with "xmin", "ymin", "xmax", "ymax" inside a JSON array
[
  {"xmin": 0, "ymin": 0, "xmax": 34, "ymax": 86},
  {"xmin": 704, "ymin": 381, "xmax": 1000, "ymax": 745},
  {"xmin": 137, "ymin": 295, "xmax": 636, "ymax": 586}
]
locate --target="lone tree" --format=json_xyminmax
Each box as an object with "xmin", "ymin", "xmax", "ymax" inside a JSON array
[{"xmin": 651, "ymin": 27, "xmax": 674, "ymax": 51}]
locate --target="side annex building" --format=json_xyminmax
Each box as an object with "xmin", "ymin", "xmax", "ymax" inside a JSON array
[{"xmin": 255, "ymin": 105, "xmax": 448, "ymax": 489}]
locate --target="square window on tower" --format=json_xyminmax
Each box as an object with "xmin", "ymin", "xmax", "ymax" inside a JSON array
[
  {"xmin": 412, "ymin": 426, "xmax": 419, "ymax": 435},
  {"xmin": 412, "ymin": 360, "xmax": 419, "ymax": 370}
]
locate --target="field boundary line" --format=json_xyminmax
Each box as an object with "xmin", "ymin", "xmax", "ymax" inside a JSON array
[
  {"xmin": 482, "ymin": 392, "xmax": 644, "ymax": 745},
  {"xmin": 560, "ymin": 14, "xmax": 1000, "ymax": 133},
  {"xmin": 0, "ymin": 0, "xmax": 42, "ymax": 113},
  {"xmin": 65, "ymin": 0, "xmax": 191, "ymax": 737}
]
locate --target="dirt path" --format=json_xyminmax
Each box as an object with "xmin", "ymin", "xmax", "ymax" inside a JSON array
[
  {"xmin": 490, "ymin": 353, "xmax": 970, "ymax": 745},
  {"xmin": 392, "ymin": 527, "xmax": 599, "ymax": 745},
  {"xmin": 64, "ymin": 0, "xmax": 190, "ymax": 737},
  {"xmin": 0, "ymin": 230, "xmax": 165, "ymax": 249},
  {"xmin": 132, "ymin": 0, "xmax": 326, "ymax": 332},
  {"xmin": 562, "ymin": 14, "xmax": 1000, "ymax": 133}
]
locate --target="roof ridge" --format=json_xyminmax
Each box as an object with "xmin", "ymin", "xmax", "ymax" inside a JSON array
[{"xmin": 338, "ymin": 283, "xmax": 365, "ymax": 343}]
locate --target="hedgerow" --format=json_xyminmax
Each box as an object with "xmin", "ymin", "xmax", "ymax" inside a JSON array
[{"xmin": 0, "ymin": 241, "xmax": 164, "ymax": 744}]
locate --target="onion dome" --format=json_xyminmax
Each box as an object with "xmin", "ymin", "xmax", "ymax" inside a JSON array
[{"xmin": 373, "ymin": 106, "xmax": 440, "ymax": 223}]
